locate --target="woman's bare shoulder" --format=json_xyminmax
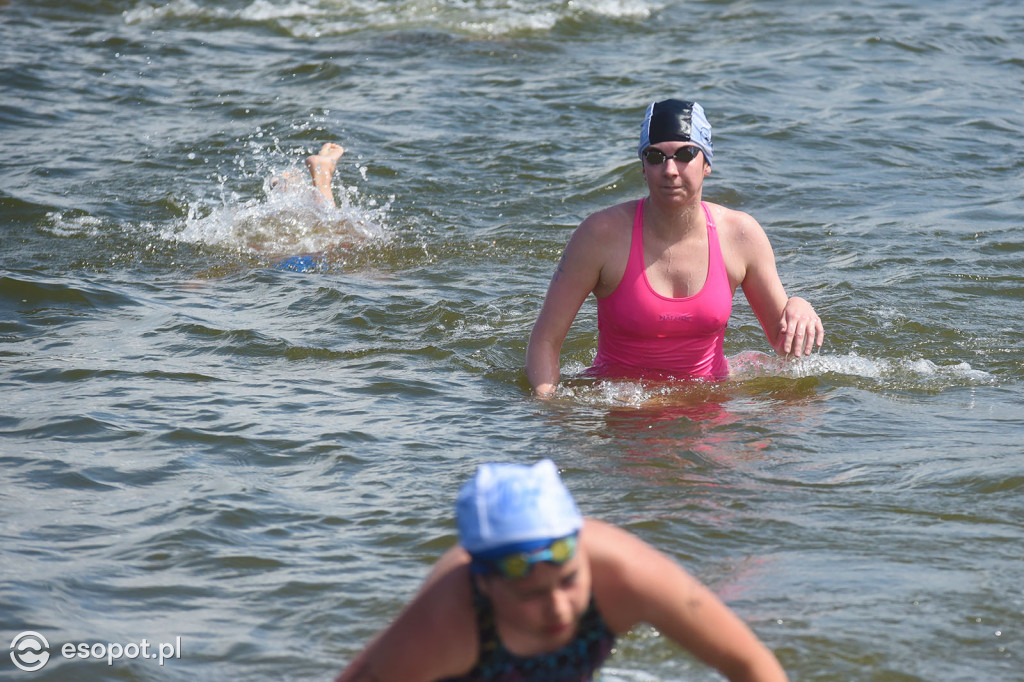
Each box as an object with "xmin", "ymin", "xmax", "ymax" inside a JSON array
[
  {"xmin": 582, "ymin": 519, "xmax": 676, "ymax": 633},
  {"xmin": 705, "ymin": 201, "xmax": 765, "ymax": 241},
  {"xmin": 577, "ymin": 200, "xmax": 638, "ymax": 238}
]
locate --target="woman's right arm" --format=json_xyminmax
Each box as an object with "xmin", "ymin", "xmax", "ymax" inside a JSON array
[
  {"xmin": 335, "ymin": 550, "xmax": 477, "ymax": 682},
  {"xmin": 525, "ymin": 217, "xmax": 611, "ymax": 397}
]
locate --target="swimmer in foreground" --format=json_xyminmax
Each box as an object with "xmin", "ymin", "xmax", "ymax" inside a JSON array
[
  {"xmin": 334, "ymin": 459, "xmax": 788, "ymax": 682},
  {"xmin": 526, "ymin": 99, "xmax": 824, "ymax": 396}
]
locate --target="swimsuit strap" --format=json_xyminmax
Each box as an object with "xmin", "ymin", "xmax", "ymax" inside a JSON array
[{"xmin": 701, "ymin": 201, "xmax": 716, "ymax": 229}]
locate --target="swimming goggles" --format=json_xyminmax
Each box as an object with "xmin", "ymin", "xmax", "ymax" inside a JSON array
[
  {"xmin": 484, "ymin": 535, "xmax": 578, "ymax": 580},
  {"xmin": 642, "ymin": 146, "xmax": 702, "ymax": 165}
]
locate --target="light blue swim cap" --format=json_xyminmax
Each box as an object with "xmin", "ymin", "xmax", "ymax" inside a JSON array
[
  {"xmin": 638, "ymin": 99, "xmax": 713, "ymax": 166},
  {"xmin": 456, "ymin": 459, "xmax": 583, "ymax": 557}
]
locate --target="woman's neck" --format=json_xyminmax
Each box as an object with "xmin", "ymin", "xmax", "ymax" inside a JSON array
[{"xmin": 643, "ymin": 195, "xmax": 705, "ymax": 240}]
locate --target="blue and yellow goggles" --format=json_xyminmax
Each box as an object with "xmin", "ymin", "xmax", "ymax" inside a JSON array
[{"xmin": 476, "ymin": 534, "xmax": 578, "ymax": 580}]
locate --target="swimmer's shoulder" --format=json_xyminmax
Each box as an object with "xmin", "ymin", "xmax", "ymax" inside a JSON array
[
  {"xmin": 384, "ymin": 549, "xmax": 477, "ymax": 676},
  {"xmin": 704, "ymin": 201, "xmax": 762, "ymax": 238},
  {"xmin": 574, "ymin": 199, "xmax": 637, "ymax": 243}
]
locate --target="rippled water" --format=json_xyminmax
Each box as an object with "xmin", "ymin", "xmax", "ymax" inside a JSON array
[{"xmin": 2, "ymin": 0, "xmax": 1022, "ymax": 680}]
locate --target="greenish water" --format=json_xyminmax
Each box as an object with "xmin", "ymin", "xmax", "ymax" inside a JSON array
[{"xmin": 1, "ymin": 1, "xmax": 1022, "ymax": 680}]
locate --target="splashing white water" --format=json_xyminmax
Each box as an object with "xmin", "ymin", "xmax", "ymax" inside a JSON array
[
  {"xmin": 772, "ymin": 352, "xmax": 993, "ymax": 386},
  {"xmin": 552, "ymin": 350, "xmax": 994, "ymax": 407},
  {"xmin": 162, "ymin": 137, "xmax": 392, "ymax": 262},
  {"xmin": 123, "ymin": 0, "xmax": 663, "ymax": 37},
  {"xmin": 168, "ymin": 179, "xmax": 390, "ymax": 257}
]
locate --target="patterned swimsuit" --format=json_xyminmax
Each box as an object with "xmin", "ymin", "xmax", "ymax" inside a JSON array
[{"xmin": 440, "ymin": 579, "xmax": 616, "ymax": 681}]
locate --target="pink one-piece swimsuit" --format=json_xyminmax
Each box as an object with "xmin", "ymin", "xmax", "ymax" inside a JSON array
[{"xmin": 592, "ymin": 199, "xmax": 732, "ymax": 379}]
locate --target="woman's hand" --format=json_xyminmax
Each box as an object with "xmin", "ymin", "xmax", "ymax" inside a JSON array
[{"xmin": 775, "ymin": 297, "xmax": 824, "ymax": 357}]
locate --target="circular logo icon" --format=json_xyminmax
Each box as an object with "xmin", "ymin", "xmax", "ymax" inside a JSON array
[{"xmin": 10, "ymin": 631, "xmax": 50, "ymax": 672}]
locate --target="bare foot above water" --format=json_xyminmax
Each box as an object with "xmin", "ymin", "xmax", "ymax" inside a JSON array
[{"xmin": 306, "ymin": 143, "xmax": 345, "ymax": 207}]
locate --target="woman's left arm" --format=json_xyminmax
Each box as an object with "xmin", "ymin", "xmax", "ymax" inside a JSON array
[
  {"xmin": 725, "ymin": 210, "xmax": 823, "ymax": 357},
  {"xmin": 587, "ymin": 521, "xmax": 789, "ymax": 682}
]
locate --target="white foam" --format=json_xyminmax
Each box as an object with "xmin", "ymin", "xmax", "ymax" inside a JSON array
[
  {"xmin": 568, "ymin": 0, "xmax": 658, "ymax": 20},
  {"xmin": 551, "ymin": 351, "xmax": 994, "ymax": 407},
  {"xmin": 123, "ymin": 0, "xmax": 663, "ymax": 37},
  {"xmin": 42, "ymin": 212, "xmax": 105, "ymax": 238},
  {"xmin": 166, "ymin": 181, "xmax": 389, "ymax": 257},
  {"xmin": 739, "ymin": 351, "xmax": 996, "ymax": 389}
]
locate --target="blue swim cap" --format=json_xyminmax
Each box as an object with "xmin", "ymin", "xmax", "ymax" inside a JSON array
[
  {"xmin": 638, "ymin": 99, "xmax": 713, "ymax": 166},
  {"xmin": 456, "ymin": 459, "xmax": 583, "ymax": 557},
  {"xmin": 276, "ymin": 255, "xmax": 321, "ymax": 272}
]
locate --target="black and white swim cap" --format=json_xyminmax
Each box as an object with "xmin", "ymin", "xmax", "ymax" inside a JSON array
[{"xmin": 638, "ymin": 99, "xmax": 713, "ymax": 165}]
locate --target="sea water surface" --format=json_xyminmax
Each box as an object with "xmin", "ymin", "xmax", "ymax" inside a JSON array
[{"xmin": 1, "ymin": 1, "xmax": 1022, "ymax": 680}]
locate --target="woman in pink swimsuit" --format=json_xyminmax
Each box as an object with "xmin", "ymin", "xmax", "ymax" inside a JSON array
[{"xmin": 526, "ymin": 99, "xmax": 824, "ymax": 396}]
